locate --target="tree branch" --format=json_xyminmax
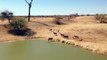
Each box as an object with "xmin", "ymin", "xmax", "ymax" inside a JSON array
[
  {"xmin": 25, "ymin": 0, "xmax": 30, "ymax": 4},
  {"xmin": 30, "ymin": 0, "xmax": 33, "ymax": 4}
]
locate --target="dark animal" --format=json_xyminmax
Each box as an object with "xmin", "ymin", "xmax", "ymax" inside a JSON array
[
  {"xmin": 61, "ymin": 34, "xmax": 69, "ymax": 39},
  {"xmin": 49, "ymin": 29, "xmax": 58, "ymax": 36},
  {"xmin": 61, "ymin": 41, "xmax": 65, "ymax": 43},
  {"xmin": 53, "ymin": 32, "xmax": 57, "ymax": 36},
  {"xmin": 73, "ymin": 35, "xmax": 79, "ymax": 39},
  {"xmin": 58, "ymin": 30, "xmax": 69, "ymax": 39},
  {"xmin": 73, "ymin": 35, "xmax": 83, "ymax": 41},
  {"xmin": 48, "ymin": 38, "xmax": 53, "ymax": 42}
]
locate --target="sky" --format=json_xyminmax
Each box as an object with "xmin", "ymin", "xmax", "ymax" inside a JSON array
[{"xmin": 0, "ymin": 0, "xmax": 107, "ymax": 16}]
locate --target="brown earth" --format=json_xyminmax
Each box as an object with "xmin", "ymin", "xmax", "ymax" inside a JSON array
[{"xmin": 0, "ymin": 16, "xmax": 107, "ymax": 55}]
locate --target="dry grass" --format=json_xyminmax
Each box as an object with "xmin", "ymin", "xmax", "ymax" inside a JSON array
[{"xmin": 0, "ymin": 16, "xmax": 107, "ymax": 55}]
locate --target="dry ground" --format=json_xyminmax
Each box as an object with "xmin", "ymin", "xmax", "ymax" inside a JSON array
[{"xmin": 0, "ymin": 16, "xmax": 107, "ymax": 55}]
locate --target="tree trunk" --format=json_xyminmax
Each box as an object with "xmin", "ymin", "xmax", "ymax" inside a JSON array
[
  {"xmin": 25, "ymin": 0, "xmax": 33, "ymax": 22},
  {"xmin": 28, "ymin": 7, "xmax": 31, "ymax": 22},
  {"xmin": 8, "ymin": 19, "xmax": 11, "ymax": 23},
  {"xmin": 7, "ymin": 16, "xmax": 11, "ymax": 23}
]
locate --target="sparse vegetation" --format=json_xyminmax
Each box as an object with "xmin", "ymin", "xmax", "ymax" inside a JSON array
[
  {"xmin": 0, "ymin": 10, "xmax": 13, "ymax": 23},
  {"xmin": 10, "ymin": 18, "xmax": 28, "ymax": 31},
  {"xmin": 9, "ymin": 17, "xmax": 35, "ymax": 36},
  {"xmin": 87, "ymin": 14, "xmax": 90, "ymax": 16},
  {"xmin": 95, "ymin": 14, "xmax": 107, "ymax": 23},
  {"xmin": 56, "ymin": 39, "xmax": 60, "ymax": 42},
  {"xmin": 9, "ymin": 17, "xmax": 28, "ymax": 35},
  {"xmin": 0, "ymin": 0, "xmax": 107, "ymax": 56},
  {"xmin": 54, "ymin": 16, "xmax": 65, "ymax": 25}
]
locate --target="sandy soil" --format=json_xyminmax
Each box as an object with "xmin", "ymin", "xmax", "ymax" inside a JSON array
[{"xmin": 0, "ymin": 16, "xmax": 107, "ymax": 55}]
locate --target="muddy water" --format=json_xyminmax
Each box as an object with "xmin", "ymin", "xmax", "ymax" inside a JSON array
[{"xmin": 0, "ymin": 40, "xmax": 107, "ymax": 60}]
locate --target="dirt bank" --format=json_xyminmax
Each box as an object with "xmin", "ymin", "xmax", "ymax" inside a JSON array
[{"xmin": 0, "ymin": 16, "xmax": 107, "ymax": 55}]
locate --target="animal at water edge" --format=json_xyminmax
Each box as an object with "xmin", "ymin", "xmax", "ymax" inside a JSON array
[
  {"xmin": 58, "ymin": 30, "xmax": 69, "ymax": 39},
  {"xmin": 48, "ymin": 37, "xmax": 53, "ymax": 42},
  {"xmin": 49, "ymin": 28, "xmax": 58, "ymax": 36}
]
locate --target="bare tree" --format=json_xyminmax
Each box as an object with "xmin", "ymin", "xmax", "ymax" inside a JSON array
[{"xmin": 25, "ymin": 0, "xmax": 33, "ymax": 22}]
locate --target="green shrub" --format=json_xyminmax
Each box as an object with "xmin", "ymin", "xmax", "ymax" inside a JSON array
[
  {"xmin": 95, "ymin": 14, "xmax": 107, "ymax": 23},
  {"xmin": 9, "ymin": 17, "xmax": 29, "ymax": 35},
  {"xmin": 10, "ymin": 18, "xmax": 28, "ymax": 31},
  {"xmin": 8, "ymin": 17, "xmax": 35, "ymax": 36}
]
